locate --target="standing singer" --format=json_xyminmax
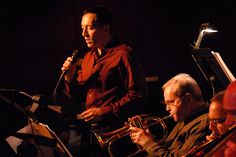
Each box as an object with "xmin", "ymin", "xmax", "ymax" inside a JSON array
[{"xmin": 60, "ymin": 6, "xmax": 148, "ymax": 157}]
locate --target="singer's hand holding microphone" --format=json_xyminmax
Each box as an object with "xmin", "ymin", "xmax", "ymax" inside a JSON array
[
  {"xmin": 61, "ymin": 57, "xmax": 77, "ymax": 83},
  {"xmin": 53, "ymin": 50, "xmax": 80, "ymax": 103},
  {"xmin": 61, "ymin": 50, "xmax": 79, "ymax": 83}
]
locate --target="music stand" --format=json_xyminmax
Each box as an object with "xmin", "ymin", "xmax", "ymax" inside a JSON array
[
  {"xmin": 0, "ymin": 90, "xmax": 29, "ymax": 138},
  {"xmin": 191, "ymin": 48, "xmax": 235, "ymax": 95},
  {"xmin": 0, "ymin": 89, "xmax": 73, "ymax": 157}
]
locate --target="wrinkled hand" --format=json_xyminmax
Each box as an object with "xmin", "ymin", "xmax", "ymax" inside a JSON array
[
  {"xmin": 206, "ymin": 131, "xmax": 218, "ymax": 141},
  {"xmin": 80, "ymin": 108, "xmax": 102, "ymax": 122},
  {"xmin": 61, "ymin": 57, "xmax": 77, "ymax": 82},
  {"xmin": 129, "ymin": 127, "xmax": 154, "ymax": 146}
]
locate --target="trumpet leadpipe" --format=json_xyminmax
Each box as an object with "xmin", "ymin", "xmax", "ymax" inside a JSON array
[
  {"xmin": 162, "ymin": 114, "xmax": 173, "ymax": 120},
  {"xmin": 144, "ymin": 114, "xmax": 172, "ymax": 128}
]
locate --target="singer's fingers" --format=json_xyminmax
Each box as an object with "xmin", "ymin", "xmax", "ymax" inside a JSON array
[
  {"xmin": 61, "ymin": 62, "xmax": 69, "ymax": 71},
  {"xmin": 66, "ymin": 57, "xmax": 73, "ymax": 62},
  {"xmin": 61, "ymin": 67, "xmax": 65, "ymax": 71},
  {"xmin": 61, "ymin": 57, "xmax": 74, "ymax": 71}
]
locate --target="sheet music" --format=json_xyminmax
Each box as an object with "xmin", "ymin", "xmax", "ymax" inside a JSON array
[
  {"xmin": 5, "ymin": 122, "xmax": 62, "ymax": 157},
  {"xmin": 211, "ymin": 51, "xmax": 235, "ymax": 82},
  {"xmin": 5, "ymin": 124, "xmax": 32, "ymax": 153}
]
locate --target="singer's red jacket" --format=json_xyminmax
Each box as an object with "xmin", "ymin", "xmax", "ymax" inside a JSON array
[{"xmin": 64, "ymin": 38, "xmax": 148, "ymax": 127}]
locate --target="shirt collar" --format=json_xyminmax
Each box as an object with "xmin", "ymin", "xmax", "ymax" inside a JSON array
[{"xmin": 92, "ymin": 37, "xmax": 121, "ymax": 55}]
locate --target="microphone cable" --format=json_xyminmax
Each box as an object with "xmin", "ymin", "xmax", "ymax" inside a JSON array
[{"xmin": 52, "ymin": 50, "xmax": 79, "ymax": 103}]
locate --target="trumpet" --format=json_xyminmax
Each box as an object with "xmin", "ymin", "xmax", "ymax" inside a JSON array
[{"xmin": 93, "ymin": 114, "xmax": 172, "ymax": 156}]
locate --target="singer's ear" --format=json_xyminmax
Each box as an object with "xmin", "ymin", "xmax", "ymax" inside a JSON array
[{"xmin": 103, "ymin": 24, "xmax": 111, "ymax": 33}]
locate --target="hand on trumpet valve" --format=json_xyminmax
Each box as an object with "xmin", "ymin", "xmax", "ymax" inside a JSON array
[{"xmin": 129, "ymin": 127, "xmax": 154, "ymax": 146}]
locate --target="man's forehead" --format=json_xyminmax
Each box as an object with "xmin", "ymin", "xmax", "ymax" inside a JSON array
[
  {"xmin": 81, "ymin": 13, "xmax": 97, "ymax": 25},
  {"xmin": 164, "ymin": 84, "xmax": 178, "ymax": 95},
  {"xmin": 209, "ymin": 111, "xmax": 225, "ymax": 119}
]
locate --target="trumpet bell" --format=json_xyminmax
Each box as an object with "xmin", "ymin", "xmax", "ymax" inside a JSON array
[
  {"xmin": 93, "ymin": 114, "xmax": 172, "ymax": 157},
  {"xmin": 144, "ymin": 116, "xmax": 169, "ymax": 143}
]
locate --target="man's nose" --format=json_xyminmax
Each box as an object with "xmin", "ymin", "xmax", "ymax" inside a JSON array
[
  {"xmin": 82, "ymin": 29, "xmax": 88, "ymax": 37},
  {"xmin": 166, "ymin": 105, "xmax": 171, "ymax": 112},
  {"xmin": 166, "ymin": 105, "xmax": 170, "ymax": 111},
  {"xmin": 209, "ymin": 121, "xmax": 216, "ymax": 131}
]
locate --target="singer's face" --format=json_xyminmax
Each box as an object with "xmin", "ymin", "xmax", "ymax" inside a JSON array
[{"xmin": 81, "ymin": 13, "xmax": 109, "ymax": 49}]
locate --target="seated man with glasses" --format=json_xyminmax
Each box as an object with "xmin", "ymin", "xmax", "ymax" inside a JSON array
[
  {"xmin": 185, "ymin": 90, "xmax": 229, "ymax": 156},
  {"xmin": 130, "ymin": 73, "xmax": 210, "ymax": 156},
  {"xmin": 202, "ymin": 81, "xmax": 236, "ymax": 157},
  {"xmin": 206, "ymin": 91, "xmax": 228, "ymax": 142}
]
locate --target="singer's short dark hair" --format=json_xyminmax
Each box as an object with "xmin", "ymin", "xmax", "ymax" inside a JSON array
[{"xmin": 83, "ymin": 6, "xmax": 113, "ymax": 32}]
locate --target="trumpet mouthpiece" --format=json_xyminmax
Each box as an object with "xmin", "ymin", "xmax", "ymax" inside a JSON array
[{"xmin": 163, "ymin": 114, "xmax": 172, "ymax": 120}]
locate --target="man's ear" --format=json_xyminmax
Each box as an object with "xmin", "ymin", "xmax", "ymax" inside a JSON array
[
  {"xmin": 103, "ymin": 24, "xmax": 111, "ymax": 32},
  {"xmin": 183, "ymin": 93, "xmax": 193, "ymax": 104}
]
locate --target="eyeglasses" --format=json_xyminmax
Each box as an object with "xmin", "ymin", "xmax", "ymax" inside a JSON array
[
  {"xmin": 210, "ymin": 118, "xmax": 226, "ymax": 125},
  {"xmin": 161, "ymin": 99, "xmax": 176, "ymax": 107},
  {"xmin": 161, "ymin": 96, "xmax": 184, "ymax": 107}
]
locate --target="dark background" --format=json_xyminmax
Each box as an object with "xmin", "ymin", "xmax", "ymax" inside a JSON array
[
  {"xmin": 1, "ymin": 0, "xmax": 236, "ymax": 95},
  {"xmin": 0, "ymin": 0, "xmax": 235, "ymax": 140}
]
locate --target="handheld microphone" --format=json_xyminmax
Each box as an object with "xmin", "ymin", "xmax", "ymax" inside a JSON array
[
  {"xmin": 53, "ymin": 49, "xmax": 80, "ymax": 103},
  {"xmin": 61, "ymin": 49, "xmax": 79, "ymax": 75}
]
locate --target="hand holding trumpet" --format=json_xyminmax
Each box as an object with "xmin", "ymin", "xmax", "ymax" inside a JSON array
[
  {"xmin": 129, "ymin": 126, "xmax": 154, "ymax": 146},
  {"xmin": 129, "ymin": 114, "xmax": 172, "ymax": 146}
]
